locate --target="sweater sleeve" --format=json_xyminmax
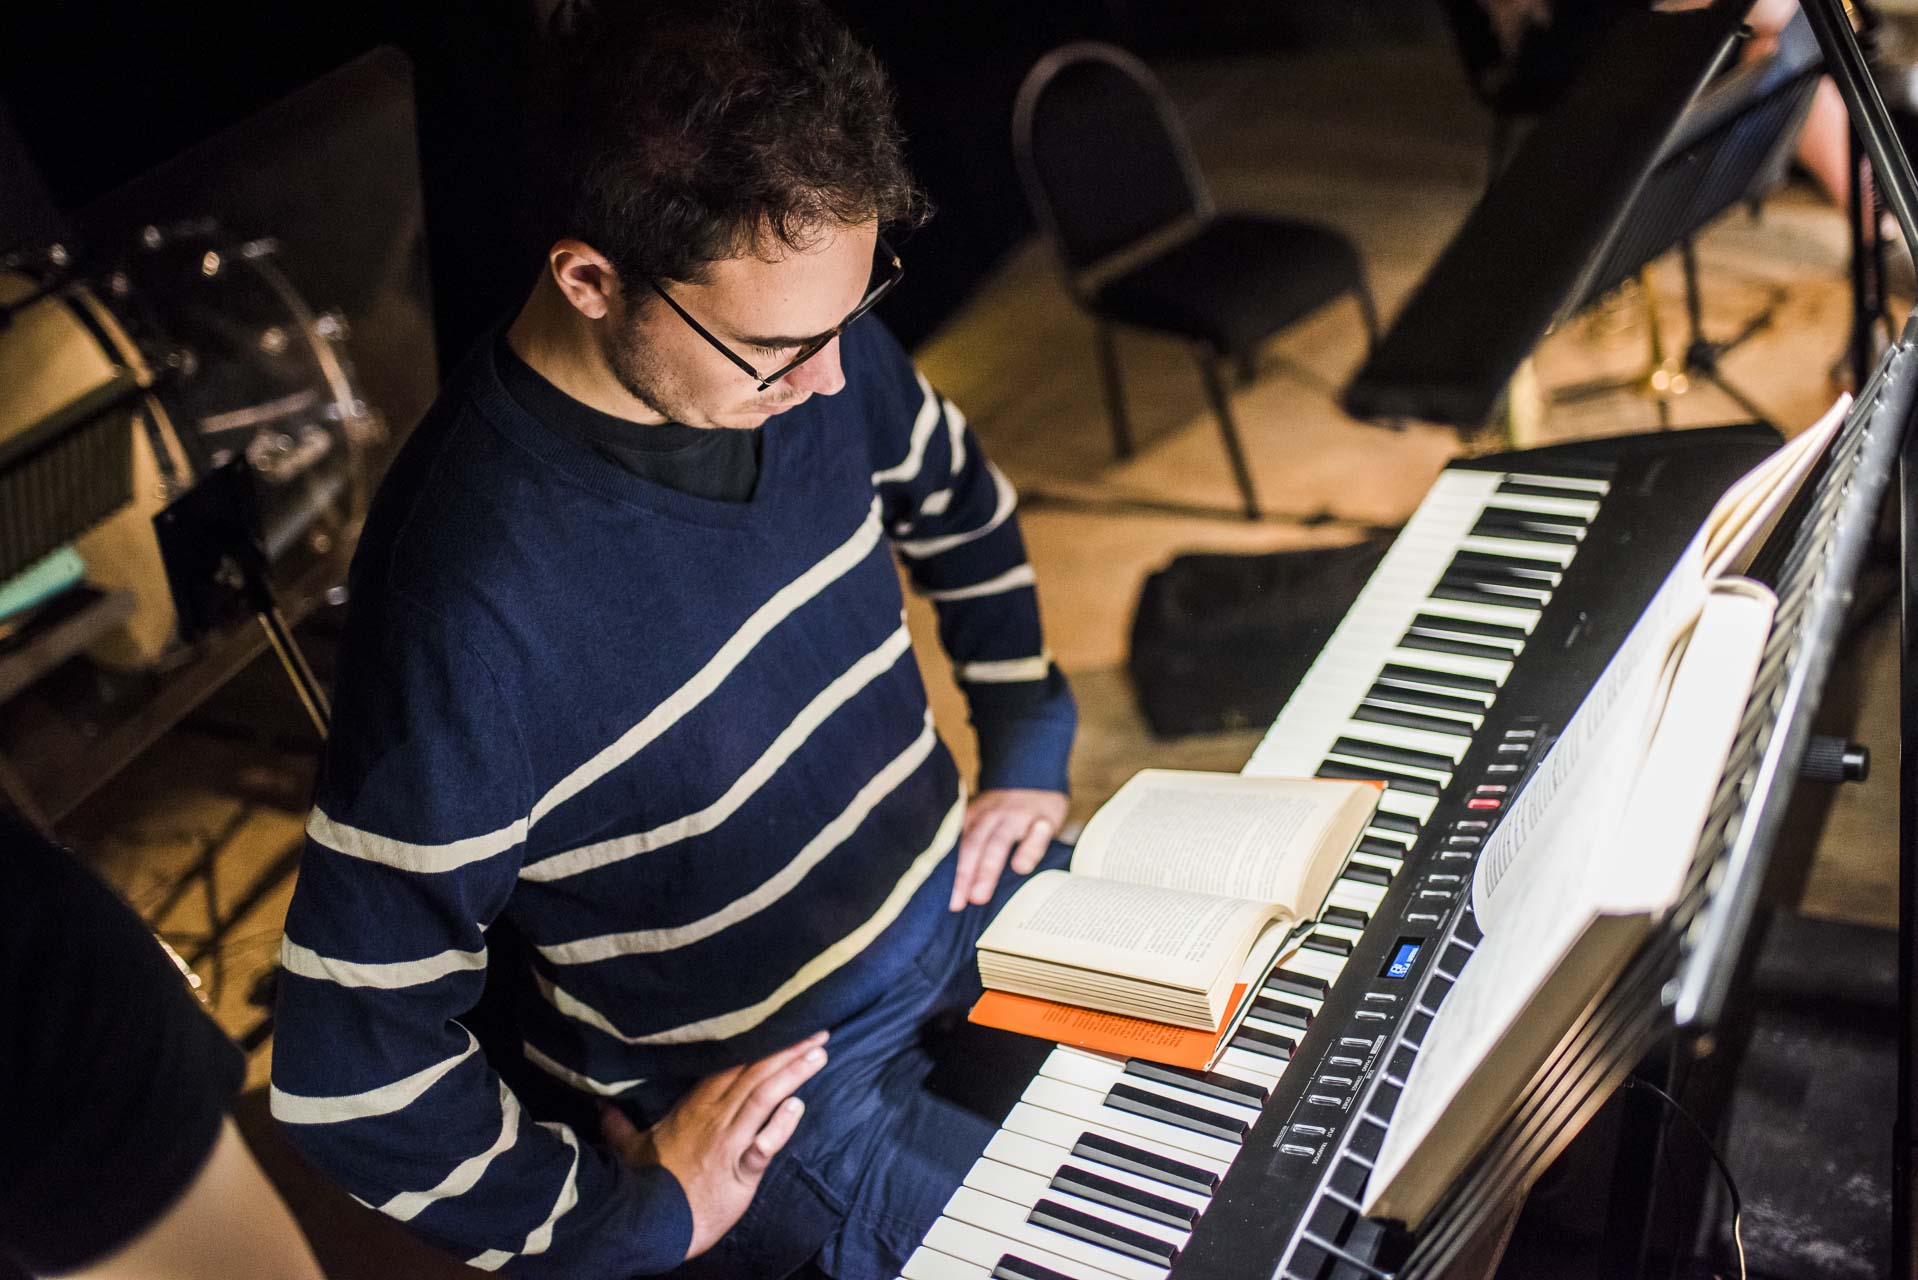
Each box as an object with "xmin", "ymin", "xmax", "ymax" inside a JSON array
[
  {"xmin": 270, "ymin": 593, "xmax": 692, "ymax": 1277},
  {"xmin": 852, "ymin": 319, "xmax": 1077, "ymax": 794}
]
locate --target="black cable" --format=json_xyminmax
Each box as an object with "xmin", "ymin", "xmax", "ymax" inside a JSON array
[{"xmin": 1625, "ymin": 1076, "xmax": 1746, "ymax": 1280}]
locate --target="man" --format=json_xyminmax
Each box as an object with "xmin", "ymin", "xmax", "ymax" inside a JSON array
[{"xmin": 269, "ymin": 3, "xmax": 1076, "ymax": 1277}]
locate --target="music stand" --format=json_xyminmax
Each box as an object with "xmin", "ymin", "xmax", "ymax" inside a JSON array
[
  {"xmin": 1291, "ymin": 7, "xmax": 1918, "ymax": 1277},
  {"xmin": 1343, "ymin": 0, "xmax": 1821, "ymax": 433}
]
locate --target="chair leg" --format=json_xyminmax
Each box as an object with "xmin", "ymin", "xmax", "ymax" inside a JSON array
[
  {"xmin": 1094, "ymin": 323, "xmax": 1135, "ymax": 460},
  {"xmin": 1196, "ymin": 352, "xmax": 1261, "ymax": 521},
  {"xmin": 1235, "ymin": 349, "xmax": 1259, "ymax": 387}
]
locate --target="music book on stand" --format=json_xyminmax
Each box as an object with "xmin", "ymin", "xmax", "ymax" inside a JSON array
[
  {"xmin": 970, "ymin": 769, "xmax": 1379, "ymax": 1066},
  {"xmin": 1361, "ymin": 397, "xmax": 1849, "ymax": 1227}
]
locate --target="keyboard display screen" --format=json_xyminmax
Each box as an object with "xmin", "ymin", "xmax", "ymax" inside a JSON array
[{"xmin": 1382, "ymin": 938, "xmax": 1423, "ymax": 980}]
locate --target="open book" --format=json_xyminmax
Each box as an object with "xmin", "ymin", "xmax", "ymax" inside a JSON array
[
  {"xmin": 974, "ymin": 769, "xmax": 1380, "ymax": 1032},
  {"xmin": 1360, "ymin": 397, "xmax": 1847, "ymax": 1227}
]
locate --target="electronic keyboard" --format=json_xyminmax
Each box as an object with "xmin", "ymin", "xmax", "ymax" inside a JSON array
[{"xmin": 902, "ymin": 425, "xmax": 1780, "ymax": 1280}]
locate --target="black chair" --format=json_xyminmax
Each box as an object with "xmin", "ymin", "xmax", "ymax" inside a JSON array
[{"xmin": 1012, "ymin": 41, "xmax": 1380, "ymax": 521}]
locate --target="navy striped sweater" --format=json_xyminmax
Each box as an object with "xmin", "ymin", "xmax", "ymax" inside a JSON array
[{"xmin": 269, "ymin": 318, "xmax": 1075, "ymax": 1276}]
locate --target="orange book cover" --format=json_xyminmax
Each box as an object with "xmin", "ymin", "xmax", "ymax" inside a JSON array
[{"xmin": 967, "ymin": 983, "xmax": 1248, "ymax": 1071}]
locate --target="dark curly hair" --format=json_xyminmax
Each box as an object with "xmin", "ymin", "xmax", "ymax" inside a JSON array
[{"xmin": 535, "ymin": 0, "xmax": 929, "ymax": 286}]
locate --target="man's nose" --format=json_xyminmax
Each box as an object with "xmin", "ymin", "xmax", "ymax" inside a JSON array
[{"xmin": 785, "ymin": 337, "xmax": 847, "ymax": 397}]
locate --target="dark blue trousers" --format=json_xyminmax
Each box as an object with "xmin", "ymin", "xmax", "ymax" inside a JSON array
[{"xmin": 671, "ymin": 839, "xmax": 1073, "ymax": 1280}]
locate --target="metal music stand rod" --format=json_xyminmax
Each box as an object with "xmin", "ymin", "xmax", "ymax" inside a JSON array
[{"xmin": 1798, "ymin": 3, "xmax": 1918, "ymax": 1275}]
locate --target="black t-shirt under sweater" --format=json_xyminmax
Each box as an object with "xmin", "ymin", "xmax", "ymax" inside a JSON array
[
  {"xmin": 495, "ymin": 338, "xmax": 762, "ymax": 502},
  {"xmin": 0, "ymin": 812, "xmax": 245, "ymax": 1276}
]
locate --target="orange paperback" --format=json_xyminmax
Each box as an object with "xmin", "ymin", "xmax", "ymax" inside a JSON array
[{"xmin": 968, "ymin": 983, "xmax": 1250, "ymax": 1071}]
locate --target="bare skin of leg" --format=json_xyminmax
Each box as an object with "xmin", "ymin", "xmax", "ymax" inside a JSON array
[
  {"xmin": 1745, "ymin": 0, "xmax": 1856, "ymax": 212},
  {"xmin": 55, "ymin": 1117, "xmax": 324, "ymax": 1280}
]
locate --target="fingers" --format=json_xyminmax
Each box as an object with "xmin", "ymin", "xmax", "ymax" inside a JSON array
[
  {"xmin": 1009, "ymin": 816, "xmax": 1054, "ymax": 876},
  {"xmin": 964, "ymin": 816, "xmax": 1017, "ymax": 906},
  {"xmin": 723, "ymin": 1032, "xmax": 829, "ymax": 1131},
  {"xmin": 952, "ymin": 806, "xmax": 1003, "ymax": 910},
  {"xmin": 740, "ymin": 1097, "xmax": 805, "ymax": 1177}
]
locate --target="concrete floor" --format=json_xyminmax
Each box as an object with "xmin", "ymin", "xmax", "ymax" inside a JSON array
[{"xmin": 56, "ymin": 31, "xmax": 1902, "ymax": 1223}]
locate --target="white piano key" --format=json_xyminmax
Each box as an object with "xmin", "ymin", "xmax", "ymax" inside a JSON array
[
  {"xmin": 902, "ymin": 1245, "xmax": 990, "ymax": 1280},
  {"xmin": 1413, "ymin": 595, "xmax": 1542, "ymax": 631},
  {"xmin": 1327, "ymin": 881, "xmax": 1388, "ymax": 914},
  {"xmin": 999, "ymin": 1103, "xmax": 1231, "ymax": 1180},
  {"xmin": 1338, "ymin": 719, "xmax": 1470, "ymax": 762},
  {"xmin": 1504, "ymin": 471, "xmax": 1610, "ymax": 494},
  {"xmin": 1203, "ymin": 1051, "xmax": 1281, "ymax": 1091},
  {"xmin": 1457, "ymin": 533, "xmax": 1575, "ymax": 566},
  {"xmin": 1283, "ymin": 949, "xmax": 1348, "ymax": 982},
  {"xmin": 1041, "ymin": 1051, "xmax": 1262, "ymax": 1125},
  {"xmin": 1324, "ymin": 752, "xmax": 1450, "ymax": 786},
  {"xmin": 1022, "ymin": 1077, "xmax": 1241, "ymax": 1165},
  {"xmin": 924, "ymin": 1215, "xmax": 1131, "ymax": 1280},
  {"xmin": 1383, "ymin": 646, "xmax": 1511, "ymax": 683},
  {"xmin": 984, "ymin": 1131, "xmax": 1213, "ymax": 1213},
  {"xmin": 1348, "ymin": 852, "xmax": 1401, "ymax": 876},
  {"xmin": 1219, "ymin": 1046, "xmax": 1292, "ymax": 1083},
  {"xmin": 939, "ymin": 1188, "xmax": 1169, "ymax": 1280},
  {"xmin": 1475, "ymin": 491, "xmax": 1600, "ymax": 519}
]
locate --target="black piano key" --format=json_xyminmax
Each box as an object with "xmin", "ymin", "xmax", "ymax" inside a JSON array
[
  {"xmin": 1437, "ymin": 567, "xmax": 1550, "ymax": 598},
  {"xmin": 1444, "ymin": 551, "xmax": 1562, "ymax": 584},
  {"xmin": 1073, "ymin": 1132, "xmax": 1218, "ymax": 1194},
  {"xmin": 1230, "ymin": 1025, "xmax": 1296, "ymax": 1061},
  {"xmin": 1321, "ymin": 904, "xmax": 1370, "ymax": 931},
  {"xmin": 1028, "ymin": 1199, "xmax": 1178, "ymax": 1268},
  {"xmin": 1366, "ymin": 810, "xmax": 1421, "ymax": 837},
  {"xmin": 1430, "ymin": 581, "xmax": 1549, "ymax": 609},
  {"xmin": 1380, "ymin": 662, "xmax": 1500, "ymax": 695},
  {"xmin": 1125, "ymin": 1058, "xmax": 1267, "ymax": 1107},
  {"xmin": 1303, "ymin": 933, "xmax": 1353, "ymax": 957},
  {"xmin": 1469, "ymin": 517, "xmax": 1580, "ymax": 547},
  {"xmin": 993, "ymin": 1257, "xmax": 1077, "ymax": 1280},
  {"xmin": 1358, "ymin": 835, "xmax": 1407, "ymax": 859},
  {"xmin": 1344, "ymin": 862, "xmax": 1393, "ymax": 887},
  {"xmin": 1316, "ymin": 759, "xmax": 1442, "ymax": 797},
  {"xmin": 1496, "ymin": 478, "xmax": 1601, "ymax": 500},
  {"xmin": 1251, "ymin": 995, "xmax": 1314, "ymax": 1030},
  {"xmin": 1478, "ymin": 503, "xmax": 1589, "ymax": 531},
  {"xmin": 1052, "ymin": 1164, "xmax": 1199, "ymax": 1229},
  {"xmin": 1266, "ymin": 969, "xmax": 1330, "ymax": 1000},
  {"xmin": 1353, "ymin": 702, "xmax": 1475, "ymax": 739},
  {"xmin": 1399, "ymin": 631, "xmax": 1521, "ymax": 663},
  {"xmin": 1410, "ymin": 610, "xmax": 1533, "ymax": 640},
  {"xmin": 1331, "ymin": 735, "xmax": 1454, "ymax": 775},
  {"xmin": 1105, "ymin": 1083, "xmax": 1248, "ymax": 1141},
  {"xmin": 1366, "ymin": 681, "xmax": 1490, "ymax": 716}
]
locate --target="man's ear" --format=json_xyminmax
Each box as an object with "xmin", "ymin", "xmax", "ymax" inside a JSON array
[{"xmin": 548, "ymin": 239, "xmax": 623, "ymax": 321}]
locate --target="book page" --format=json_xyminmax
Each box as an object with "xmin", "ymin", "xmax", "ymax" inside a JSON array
[
  {"xmin": 1368, "ymin": 579, "xmax": 1777, "ymax": 1224},
  {"xmin": 976, "ymin": 869, "xmax": 1279, "ymax": 993},
  {"xmin": 1702, "ymin": 394, "xmax": 1847, "ymax": 579},
  {"xmin": 1072, "ymin": 769, "xmax": 1371, "ymax": 907}
]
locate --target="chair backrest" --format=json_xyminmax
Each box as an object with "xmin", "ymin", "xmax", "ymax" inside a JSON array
[{"xmin": 1011, "ymin": 42, "xmax": 1211, "ymax": 280}]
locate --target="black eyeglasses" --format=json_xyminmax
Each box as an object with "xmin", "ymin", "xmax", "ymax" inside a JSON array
[{"xmin": 645, "ymin": 236, "xmax": 903, "ymax": 391}]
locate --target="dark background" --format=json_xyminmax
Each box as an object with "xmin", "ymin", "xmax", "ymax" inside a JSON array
[{"xmin": 0, "ymin": 0, "xmax": 1433, "ymax": 369}]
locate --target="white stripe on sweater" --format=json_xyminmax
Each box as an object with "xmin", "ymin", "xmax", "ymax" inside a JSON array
[
  {"xmin": 530, "ymin": 499, "xmax": 884, "ymax": 827},
  {"xmin": 522, "ymin": 1041, "xmax": 645, "ymax": 1097},
  {"xmin": 537, "ymin": 715, "xmax": 939, "ymax": 963},
  {"xmin": 922, "ymin": 564, "xmax": 1036, "ymax": 603},
  {"xmin": 271, "ymin": 1031, "xmax": 479, "ymax": 1125},
  {"xmin": 464, "ymin": 1123, "xmax": 582, "ymax": 1270},
  {"xmin": 280, "ymin": 937, "xmax": 487, "ymax": 990},
  {"xmin": 870, "ymin": 370, "xmax": 941, "ymax": 485},
  {"xmin": 944, "ymin": 396, "xmax": 968, "ymax": 475},
  {"xmin": 306, "ymin": 809, "xmax": 528, "ymax": 876},
  {"xmin": 522, "ymin": 623, "xmax": 913, "ymax": 882},
  {"xmin": 957, "ymin": 653, "xmax": 1051, "ymax": 684},
  {"xmin": 534, "ymin": 791, "xmax": 965, "ymax": 1045},
  {"xmin": 895, "ymin": 465, "xmax": 1015, "ymax": 560},
  {"xmin": 378, "ymin": 1079, "xmax": 522, "ymax": 1222}
]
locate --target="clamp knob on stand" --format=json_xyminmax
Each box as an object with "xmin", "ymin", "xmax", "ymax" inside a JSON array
[{"xmin": 1800, "ymin": 735, "xmax": 1870, "ymax": 783}]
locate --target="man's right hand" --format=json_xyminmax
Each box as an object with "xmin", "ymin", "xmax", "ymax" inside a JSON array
[{"xmin": 598, "ymin": 1031, "xmax": 829, "ymax": 1260}]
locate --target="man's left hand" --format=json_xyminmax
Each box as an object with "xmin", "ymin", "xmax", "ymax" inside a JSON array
[{"xmin": 951, "ymin": 788, "xmax": 1068, "ymax": 911}]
